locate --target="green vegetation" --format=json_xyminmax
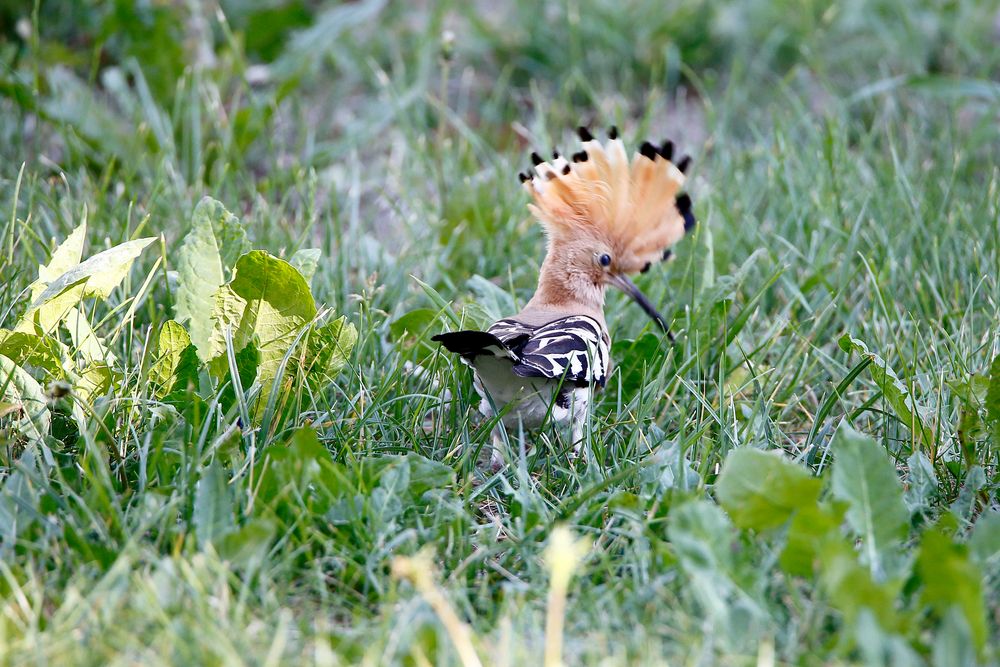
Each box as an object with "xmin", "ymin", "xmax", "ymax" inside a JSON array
[{"xmin": 1, "ymin": 0, "xmax": 999, "ymax": 664}]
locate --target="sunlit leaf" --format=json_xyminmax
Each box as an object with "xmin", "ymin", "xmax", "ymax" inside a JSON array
[
  {"xmin": 31, "ymin": 219, "xmax": 87, "ymax": 300},
  {"xmin": 175, "ymin": 198, "xmax": 250, "ymax": 362},
  {"xmin": 64, "ymin": 307, "xmax": 116, "ymax": 366},
  {"xmin": 0, "ymin": 329, "xmax": 70, "ymax": 376},
  {"xmin": 17, "ymin": 236, "xmax": 157, "ymax": 335},
  {"xmin": 206, "ymin": 251, "xmax": 316, "ymax": 414},
  {"xmin": 0, "ymin": 354, "xmax": 50, "ymax": 447},
  {"xmin": 290, "ymin": 248, "xmax": 321, "ymax": 284},
  {"xmin": 148, "ymin": 320, "xmax": 199, "ymax": 401}
]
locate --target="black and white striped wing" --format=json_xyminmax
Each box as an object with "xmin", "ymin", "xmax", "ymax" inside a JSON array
[{"xmin": 491, "ymin": 315, "xmax": 609, "ymax": 387}]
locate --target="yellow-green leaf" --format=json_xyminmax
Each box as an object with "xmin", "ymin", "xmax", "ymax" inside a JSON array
[
  {"xmin": 0, "ymin": 354, "xmax": 50, "ymax": 446},
  {"xmin": 174, "ymin": 198, "xmax": 250, "ymax": 362}
]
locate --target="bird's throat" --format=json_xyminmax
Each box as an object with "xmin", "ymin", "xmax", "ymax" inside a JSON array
[{"xmin": 526, "ymin": 251, "xmax": 607, "ymax": 318}]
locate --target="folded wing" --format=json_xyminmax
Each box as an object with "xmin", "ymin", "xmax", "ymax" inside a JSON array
[{"xmin": 432, "ymin": 316, "xmax": 608, "ymax": 388}]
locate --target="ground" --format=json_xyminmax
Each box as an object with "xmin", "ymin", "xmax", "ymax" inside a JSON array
[{"xmin": 0, "ymin": 0, "xmax": 999, "ymax": 665}]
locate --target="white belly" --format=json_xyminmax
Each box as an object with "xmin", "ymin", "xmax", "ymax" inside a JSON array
[{"xmin": 470, "ymin": 355, "xmax": 590, "ymax": 430}]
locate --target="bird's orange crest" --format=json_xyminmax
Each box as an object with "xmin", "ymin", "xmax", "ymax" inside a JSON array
[{"xmin": 519, "ymin": 127, "xmax": 696, "ymax": 274}]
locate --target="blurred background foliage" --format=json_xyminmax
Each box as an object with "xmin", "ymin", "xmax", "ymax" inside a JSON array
[{"xmin": 1, "ymin": 0, "xmax": 1000, "ymax": 664}]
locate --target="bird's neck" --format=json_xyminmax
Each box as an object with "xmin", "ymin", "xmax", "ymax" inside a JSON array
[{"xmin": 522, "ymin": 246, "xmax": 607, "ymax": 326}]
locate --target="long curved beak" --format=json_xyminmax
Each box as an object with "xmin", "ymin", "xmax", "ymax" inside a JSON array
[{"xmin": 608, "ymin": 273, "xmax": 669, "ymax": 333}]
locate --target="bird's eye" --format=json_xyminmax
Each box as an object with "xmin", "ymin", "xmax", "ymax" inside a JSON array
[{"xmin": 598, "ymin": 253, "xmax": 612, "ymax": 267}]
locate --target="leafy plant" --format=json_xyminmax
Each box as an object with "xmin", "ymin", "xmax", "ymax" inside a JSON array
[{"xmin": 715, "ymin": 428, "xmax": 990, "ymax": 658}]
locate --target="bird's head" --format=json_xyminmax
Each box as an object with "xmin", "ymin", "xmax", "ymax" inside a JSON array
[{"xmin": 521, "ymin": 127, "xmax": 696, "ymax": 331}]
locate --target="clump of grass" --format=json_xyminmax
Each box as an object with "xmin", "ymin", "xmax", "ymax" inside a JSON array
[{"xmin": 1, "ymin": 0, "xmax": 999, "ymax": 664}]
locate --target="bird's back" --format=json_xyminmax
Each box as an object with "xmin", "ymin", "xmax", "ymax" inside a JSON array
[{"xmin": 433, "ymin": 314, "xmax": 609, "ymax": 430}]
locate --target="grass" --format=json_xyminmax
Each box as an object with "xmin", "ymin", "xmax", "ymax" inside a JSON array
[{"xmin": 1, "ymin": 0, "xmax": 999, "ymax": 664}]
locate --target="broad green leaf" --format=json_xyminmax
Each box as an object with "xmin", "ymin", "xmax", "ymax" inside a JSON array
[
  {"xmin": 665, "ymin": 500, "xmax": 762, "ymax": 632},
  {"xmin": 903, "ymin": 450, "xmax": 938, "ymax": 515},
  {"xmin": 666, "ymin": 499, "xmax": 734, "ymax": 576},
  {"xmin": 916, "ymin": 526, "xmax": 987, "ymax": 654},
  {"xmin": 639, "ymin": 437, "xmax": 700, "ymax": 495},
  {"xmin": 969, "ymin": 512, "xmax": 1000, "ymax": 572},
  {"xmin": 175, "ymin": 198, "xmax": 250, "ymax": 362},
  {"xmin": 950, "ymin": 465, "xmax": 986, "ymax": 523},
  {"xmin": 303, "ymin": 316, "xmax": 357, "ymax": 385},
  {"xmin": 207, "ymin": 251, "xmax": 317, "ymax": 411},
  {"xmin": 0, "ymin": 329, "xmax": 69, "ymax": 376},
  {"xmin": 390, "ymin": 308, "xmax": 438, "ymax": 363},
  {"xmin": 364, "ymin": 453, "xmax": 454, "ymax": 497},
  {"xmin": 64, "ymin": 307, "xmax": 116, "ymax": 366},
  {"xmin": 289, "ymin": 248, "xmax": 321, "ymax": 284},
  {"xmin": 831, "ymin": 425, "xmax": 908, "ymax": 579},
  {"xmin": 17, "ymin": 236, "xmax": 157, "ymax": 335},
  {"xmin": 839, "ymin": 335, "xmax": 933, "ymax": 452},
  {"xmin": 0, "ymin": 354, "xmax": 51, "ymax": 447},
  {"xmin": 216, "ymin": 519, "xmax": 275, "ymax": 567},
  {"xmin": 931, "ymin": 609, "xmax": 979, "ymax": 667},
  {"xmin": 854, "ymin": 609, "xmax": 923, "ymax": 667},
  {"xmin": 205, "ymin": 284, "xmax": 248, "ymax": 376},
  {"xmin": 390, "ymin": 309, "xmax": 437, "ymax": 342},
  {"xmin": 256, "ymin": 427, "xmax": 348, "ymax": 509},
  {"xmin": 30, "ymin": 219, "xmax": 87, "ymax": 300},
  {"xmin": 75, "ymin": 363, "xmax": 118, "ymax": 401},
  {"xmin": 193, "ymin": 460, "xmax": 234, "ymax": 547},
  {"xmin": 779, "ymin": 502, "xmax": 845, "ymax": 577},
  {"xmin": 985, "ymin": 355, "xmax": 1000, "ymax": 445},
  {"xmin": 148, "ymin": 320, "xmax": 199, "ymax": 401},
  {"xmin": 819, "ymin": 537, "xmax": 901, "ymax": 631},
  {"xmin": 716, "ymin": 448, "xmax": 822, "ymax": 531},
  {"xmin": 217, "ymin": 341, "xmax": 260, "ymax": 415}
]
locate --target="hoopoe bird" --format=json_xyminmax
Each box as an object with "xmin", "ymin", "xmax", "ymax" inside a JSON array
[{"xmin": 433, "ymin": 126, "xmax": 696, "ymax": 466}]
